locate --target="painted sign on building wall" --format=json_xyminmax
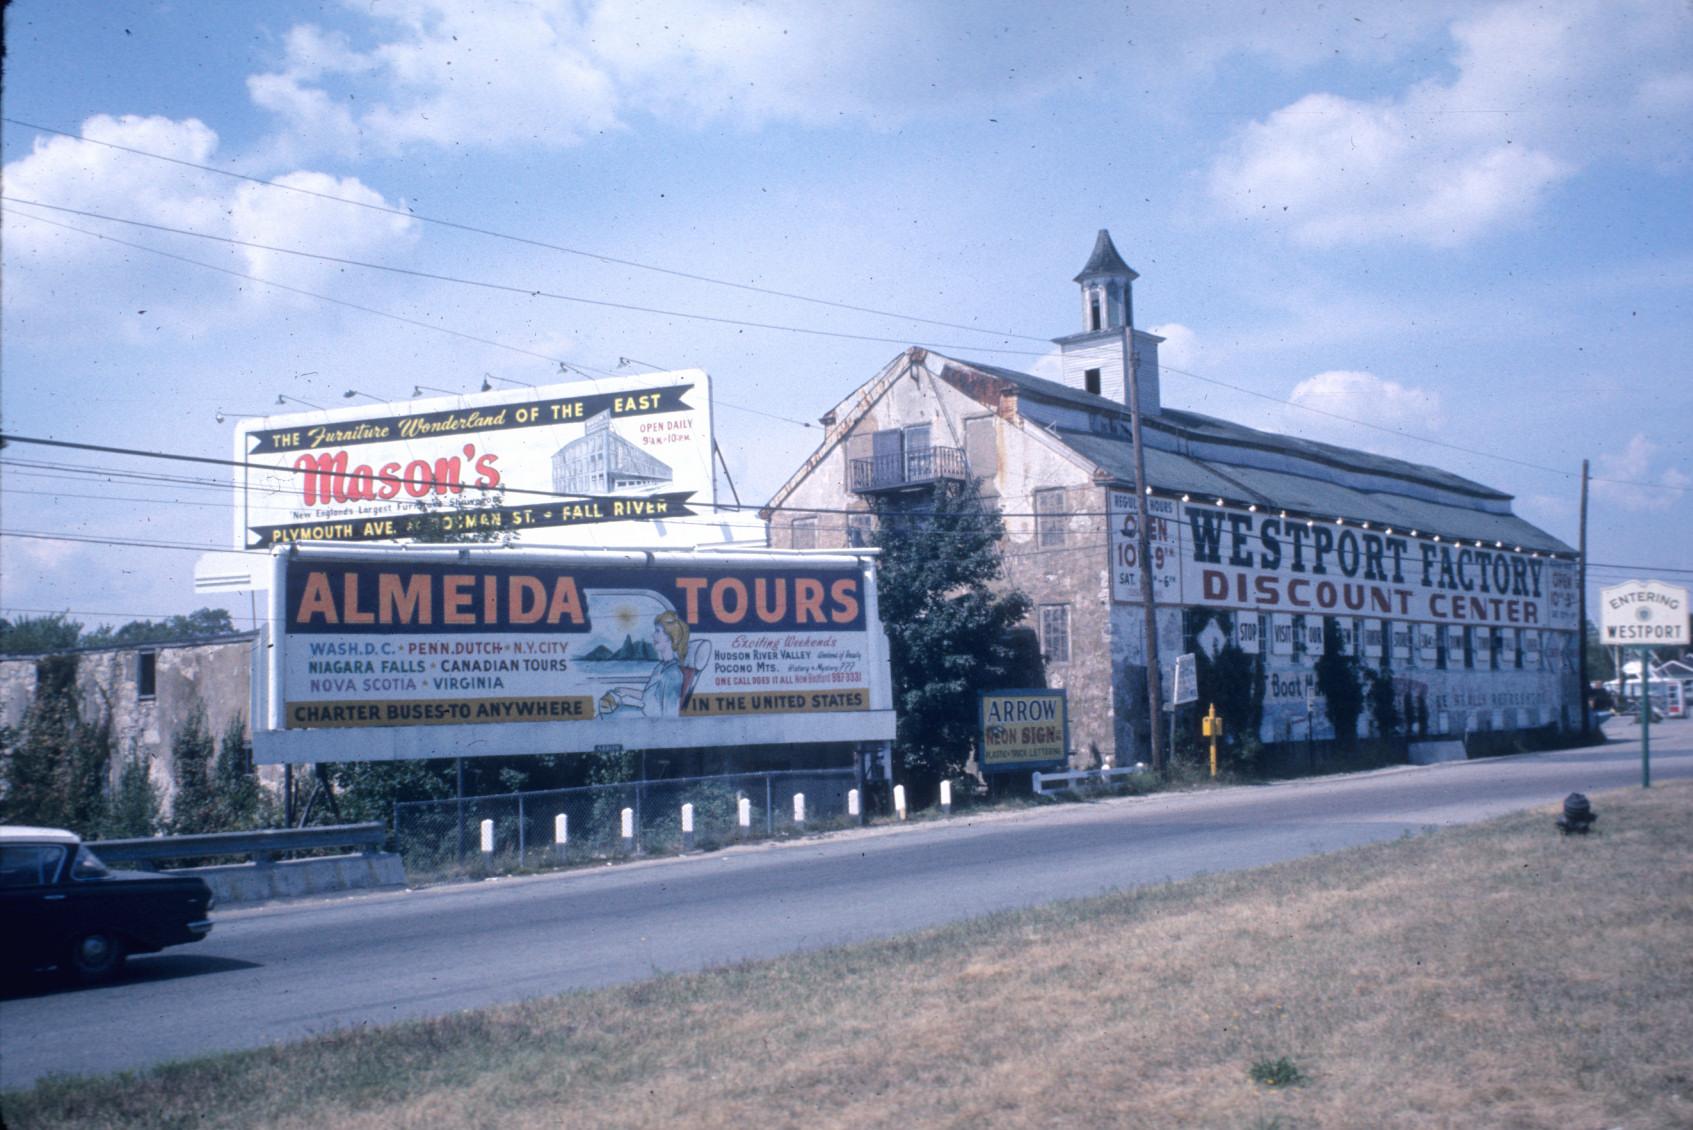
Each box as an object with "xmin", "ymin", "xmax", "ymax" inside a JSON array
[
  {"xmin": 234, "ymin": 371, "xmax": 713, "ymax": 550},
  {"xmin": 256, "ymin": 547, "xmax": 895, "ymax": 763},
  {"xmin": 978, "ymin": 689, "xmax": 1068, "ymax": 770},
  {"xmin": 1109, "ymin": 499, "xmax": 1578, "ymax": 631}
]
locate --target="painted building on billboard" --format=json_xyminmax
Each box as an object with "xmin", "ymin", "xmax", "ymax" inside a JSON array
[
  {"xmin": 761, "ymin": 230, "xmax": 1582, "ymax": 765},
  {"xmin": 552, "ymin": 410, "xmax": 675, "ymax": 496}
]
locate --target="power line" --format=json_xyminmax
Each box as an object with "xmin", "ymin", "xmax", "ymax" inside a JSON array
[
  {"xmin": 2, "ymin": 115, "xmax": 1045, "ymax": 344},
  {"xmin": 4, "ymin": 199, "xmax": 1042, "ymax": 356},
  {"xmin": 5, "ymin": 200, "xmax": 1684, "ymax": 492}
]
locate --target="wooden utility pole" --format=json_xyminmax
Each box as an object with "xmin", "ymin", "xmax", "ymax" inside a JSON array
[
  {"xmin": 1578, "ymin": 459, "xmax": 1590, "ymax": 736},
  {"xmin": 1124, "ymin": 329, "xmax": 1165, "ymax": 769}
]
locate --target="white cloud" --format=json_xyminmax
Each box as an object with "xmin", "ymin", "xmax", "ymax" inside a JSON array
[
  {"xmin": 1592, "ymin": 434, "xmax": 1691, "ymax": 513},
  {"xmin": 1146, "ymin": 322, "xmax": 1199, "ymax": 372},
  {"xmin": 1207, "ymin": 0, "xmax": 1693, "ymax": 246},
  {"xmin": 1285, "ymin": 370, "xmax": 1445, "ymax": 442},
  {"xmin": 229, "ymin": 173, "xmax": 419, "ymax": 292},
  {"xmin": 2, "ymin": 114, "xmax": 418, "ymax": 315},
  {"xmin": 244, "ymin": 1, "xmax": 1115, "ymax": 157}
]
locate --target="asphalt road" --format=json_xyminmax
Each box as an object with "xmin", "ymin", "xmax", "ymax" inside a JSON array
[{"xmin": 4, "ymin": 721, "xmax": 1689, "ymax": 1090}]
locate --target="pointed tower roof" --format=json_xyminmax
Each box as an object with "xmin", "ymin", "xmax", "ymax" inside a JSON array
[{"xmin": 1073, "ymin": 229, "xmax": 1137, "ymax": 283}]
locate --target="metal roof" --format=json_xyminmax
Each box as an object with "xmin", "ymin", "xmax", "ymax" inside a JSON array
[
  {"xmin": 1073, "ymin": 229, "xmax": 1137, "ymax": 282},
  {"xmin": 930, "ymin": 353, "xmax": 1574, "ymax": 554}
]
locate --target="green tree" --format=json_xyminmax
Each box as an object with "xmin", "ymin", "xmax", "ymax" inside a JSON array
[
  {"xmin": 104, "ymin": 749, "xmax": 163, "ymax": 838},
  {"xmin": 82, "ymin": 608, "xmax": 237, "ymax": 648},
  {"xmin": 1365, "ymin": 662, "xmax": 1401, "ymax": 741},
  {"xmin": 1194, "ymin": 637, "xmax": 1266, "ymax": 772},
  {"xmin": 871, "ymin": 481, "xmax": 1034, "ymax": 798},
  {"xmin": 213, "ymin": 715, "xmax": 268, "ymax": 829},
  {"xmin": 168, "ymin": 701, "xmax": 220, "ymax": 834},
  {"xmin": 0, "ymin": 654, "xmax": 112, "ymax": 832},
  {"xmin": 1314, "ymin": 618, "xmax": 1365, "ymax": 750},
  {"xmin": 0, "ymin": 613, "xmax": 84, "ymax": 655}
]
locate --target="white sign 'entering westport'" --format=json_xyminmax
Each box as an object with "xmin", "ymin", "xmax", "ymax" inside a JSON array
[{"xmin": 1599, "ymin": 579, "xmax": 1689, "ymax": 646}]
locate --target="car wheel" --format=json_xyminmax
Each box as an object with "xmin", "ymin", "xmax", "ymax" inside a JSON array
[{"xmin": 69, "ymin": 932, "xmax": 127, "ymax": 982}]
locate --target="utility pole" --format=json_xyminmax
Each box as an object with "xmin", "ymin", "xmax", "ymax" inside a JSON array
[
  {"xmin": 1578, "ymin": 459, "xmax": 1590, "ymax": 736},
  {"xmin": 1123, "ymin": 328, "xmax": 1165, "ymax": 769}
]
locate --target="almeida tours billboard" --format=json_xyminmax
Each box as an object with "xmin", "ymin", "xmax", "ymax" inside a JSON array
[{"xmin": 253, "ymin": 544, "xmax": 896, "ymax": 764}]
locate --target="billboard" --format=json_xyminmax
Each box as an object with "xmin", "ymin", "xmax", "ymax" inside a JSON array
[
  {"xmin": 234, "ymin": 371, "xmax": 713, "ymax": 550},
  {"xmin": 254, "ymin": 545, "xmax": 895, "ymax": 763},
  {"xmin": 978, "ymin": 689, "xmax": 1068, "ymax": 771},
  {"xmin": 1110, "ymin": 497, "xmax": 1579, "ymax": 631}
]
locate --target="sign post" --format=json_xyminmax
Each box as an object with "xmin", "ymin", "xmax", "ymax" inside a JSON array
[
  {"xmin": 1201, "ymin": 703, "xmax": 1223, "ymax": 778},
  {"xmin": 1599, "ymin": 580, "xmax": 1690, "ymax": 788}
]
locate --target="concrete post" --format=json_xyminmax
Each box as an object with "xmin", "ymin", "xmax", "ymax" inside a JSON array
[
  {"xmin": 738, "ymin": 796, "xmax": 752, "ymax": 839},
  {"xmin": 848, "ymin": 788, "xmax": 861, "ymax": 822},
  {"xmin": 681, "ymin": 802, "xmax": 695, "ymax": 852},
  {"xmin": 894, "ymin": 784, "xmax": 907, "ymax": 821},
  {"xmin": 620, "ymin": 806, "xmax": 635, "ymax": 853},
  {"xmin": 554, "ymin": 813, "xmax": 568, "ymax": 863},
  {"xmin": 793, "ymin": 792, "xmax": 806, "ymax": 828},
  {"xmin": 940, "ymin": 780, "xmax": 952, "ymax": 816},
  {"xmin": 479, "ymin": 818, "xmax": 494, "ymax": 861}
]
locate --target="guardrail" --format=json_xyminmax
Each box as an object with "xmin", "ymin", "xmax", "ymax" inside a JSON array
[
  {"xmin": 94, "ymin": 823, "xmax": 387, "ymax": 867},
  {"xmin": 1031, "ymin": 766, "xmax": 1145, "ymax": 797}
]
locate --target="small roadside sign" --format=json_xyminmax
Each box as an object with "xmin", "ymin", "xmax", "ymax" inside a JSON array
[
  {"xmin": 1600, "ymin": 580, "xmax": 1689, "ymax": 647},
  {"xmin": 978, "ymin": 689, "xmax": 1068, "ymax": 772},
  {"xmin": 1170, "ymin": 653, "xmax": 1198, "ymax": 705}
]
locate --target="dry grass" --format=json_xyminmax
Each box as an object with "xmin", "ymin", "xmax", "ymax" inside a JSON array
[{"xmin": 9, "ymin": 783, "xmax": 1692, "ymax": 1129}]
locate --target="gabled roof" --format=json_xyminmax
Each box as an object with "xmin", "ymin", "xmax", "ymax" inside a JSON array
[{"xmin": 1073, "ymin": 229, "xmax": 1137, "ymax": 282}]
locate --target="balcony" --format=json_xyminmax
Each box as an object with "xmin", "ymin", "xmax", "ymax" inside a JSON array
[{"xmin": 850, "ymin": 445, "xmax": 968, "ymax": 494}]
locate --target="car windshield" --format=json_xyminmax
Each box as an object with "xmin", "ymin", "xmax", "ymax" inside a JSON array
[{"xmin": 71, "ymin": 844, "xmax": 111, "ymax": 880}]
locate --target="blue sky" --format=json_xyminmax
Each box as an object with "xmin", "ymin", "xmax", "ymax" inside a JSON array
[{"xmin": 2, "ymin": 0, "xmax": 1690, "ymax": 633}]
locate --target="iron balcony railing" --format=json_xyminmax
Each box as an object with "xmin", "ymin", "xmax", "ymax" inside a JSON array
[{"xmin": 849, "ymin": 446, "xmax": 968, "ymax": 492}]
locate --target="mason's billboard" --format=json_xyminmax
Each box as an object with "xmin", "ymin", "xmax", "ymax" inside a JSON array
[{"xmin": 234, "ymin": 371, "xmax": 713, "ymax": 550}]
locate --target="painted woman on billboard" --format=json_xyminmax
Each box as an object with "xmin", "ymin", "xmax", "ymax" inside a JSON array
[{"xmin": 598, "ymin": 611, "xmax": 711, "ymax": 718}]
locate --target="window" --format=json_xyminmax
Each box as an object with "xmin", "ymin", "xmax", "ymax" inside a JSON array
[
  {"xmin": 1033, "ymin": 488, "xmax": 1067, "ymax": 548},
  {"xmin": 1039, "ymin": 604, "xmax": 1071, "ymax": 664},
  {"xmin": 791, "ymin": 517, "xmax": 817, "ymax": 550},
  {"xmin": 903, "ymin": 423, "xmax": 932, "ymax": 480},
  {"xmin": 847, "ymin": 513, "xmax": 874, "ymax": 548},
  {"xmin": 0, "ymin": 844, "xmax": 67, "ymax": 888},
  {"xmin": 1084, "ymin": 368, "xmax": 1102, "ymax": 396},
  {"xmin": 138, "ymin": 650, "xmax": 158, "ymax": 699}
]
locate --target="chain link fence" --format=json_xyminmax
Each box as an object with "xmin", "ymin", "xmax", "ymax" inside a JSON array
[{"xmin": 393, "ymin": 768, "xmax": 858, "ymax": 879}]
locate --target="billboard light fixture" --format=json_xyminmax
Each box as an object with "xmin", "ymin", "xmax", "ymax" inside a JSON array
[
  {"xmin": 343, "ymin": 389, "xmax": 384, "ymax": 402},
  {"xmin": 276, "ymin": 394, "xmax": 322, "ymax": 410},
  {"xmin": 481, "ymin": 373, "xmax": 536, "ymax": 392}
]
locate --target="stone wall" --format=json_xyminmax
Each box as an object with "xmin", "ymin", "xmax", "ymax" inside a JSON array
[{"xmin": 0, "ymin": 635, "xmax": 258, "ymax": 816}]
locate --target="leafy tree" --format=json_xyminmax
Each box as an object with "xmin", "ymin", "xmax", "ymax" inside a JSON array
[
  {"xmin": 871, "ymin": 480, "xmax": 1034, "ymax": 799},
  {"xmin": 1314, "ymin": 618, "xmax": 1364, "ymax": 751},
  {"xmin": 83, "ymin": 608, "xmax": 237, "ymax": 648},
  {"xmin": 213, "ymin": 714, "xmax": 269, "ymax": 829},
  {"xmin": 168, "ymin": 701, "xmax": 220, "ymax": 834},
  {"xmin": 1365, "ymin": 662, "xmax": 1401, "ymax": 740},
  {"xmin": 1194, "ymin": 637, "xmax": 1266, "ymax": 772},
  {"xmin": 0, "ymin": 613, "xmax": 84, "ymax": 654},
  {"xmin": 0, "ymin": 654, "xmax": 112, "ymax": 832},
  {"xmin": 104, "ymin": 749, "xmax": 163, "ymax": 838},
  {"xmin": 406, "ymin": 488, "xmax": 510, "ymax": 544}
]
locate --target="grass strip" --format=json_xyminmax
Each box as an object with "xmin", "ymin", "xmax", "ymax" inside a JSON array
[{"xmin": 7, "ymin": 782, "xmax": 1692, "ymax": 1129}]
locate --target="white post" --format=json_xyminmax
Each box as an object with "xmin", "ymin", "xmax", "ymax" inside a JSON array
[
  {"xmin": 554, "ymin": 813, "xmax": 568, "ymax": 862},
  {"xmin": 681, "ymin": 802, "xmax": 695, "ymax": 852},
  {"xmin": 894, "ymin": 784, "xmax": 907, "ymax": 821},
  {"xmin": 793, "ymin": 792, "xmax": 806, "ymax": 827},
  {"xmin": 479, "ymin": 818, "xmax": 494, "ymax": 857},
  {"xmin": 620, "ymin": 806, "xmax": 635, "ymax": 853},
  {"xmin": 737, "ymin": 796, "xmax": 751, "ymax": 837},
  {"xmin": 848, "ymin": 788, "xmax": 861, "ymax": 819},
  {"xmin": 940, "ymin": 779, "xmax": 953, "ymax": 816}
]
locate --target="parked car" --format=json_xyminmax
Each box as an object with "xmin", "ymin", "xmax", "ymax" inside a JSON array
[{"xmin": 0, "ymin": 826, "xmax": 215, "ymax": 982}]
